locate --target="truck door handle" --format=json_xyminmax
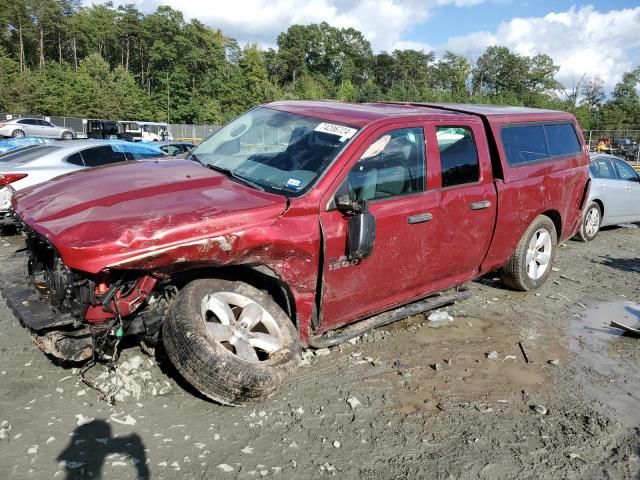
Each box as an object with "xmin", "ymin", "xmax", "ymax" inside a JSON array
[
  {"xmin": 407, "ymin": 212, "xmax": 433, "ymax": 224},
  {"xmin": 470, "ymin": 200, "xmax": 492, "ymax": 210}
]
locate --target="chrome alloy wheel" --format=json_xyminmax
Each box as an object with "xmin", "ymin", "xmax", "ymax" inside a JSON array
[
  {"xmin": 525, "ymin": 228, "xmax": 552, "ymax": 280},
  {"xmin": 584, "ymin": 206, "xmax": 600, "ymax": 237},
  {"xmin": 200, "ymin": 292, "xmax": 284, "ymax": 363}
]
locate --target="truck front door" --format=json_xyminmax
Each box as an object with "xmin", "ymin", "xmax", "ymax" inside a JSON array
[
  {"xmin": 318, "ymin": 120, "xmax": 497, "ymax": 331},
  {"xmin": 319, "ymin": 123, "xmax": 437, "ymax": 330}
]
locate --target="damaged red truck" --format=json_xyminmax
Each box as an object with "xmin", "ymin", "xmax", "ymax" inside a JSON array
[{"xmin": 1, "ymin": 101, "xmax": 590, "ymax": 405}]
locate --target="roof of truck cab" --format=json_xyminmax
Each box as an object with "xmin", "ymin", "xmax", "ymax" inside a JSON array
[
  {"xmin": 265, "ymin": 100, "xmax": 468, "ymax": 127},
  {"xmin": 422, "ymin": 103, "xmax": 577, "ymax": 124},
  {"xmin": 265, "ymin": 100, "xmax": 573, "ymax": 127}
]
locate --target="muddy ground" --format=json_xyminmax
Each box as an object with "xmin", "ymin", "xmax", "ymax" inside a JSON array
[{"xmin": 1, "ymin": 226, "xmax": 639, "ymax": 480}]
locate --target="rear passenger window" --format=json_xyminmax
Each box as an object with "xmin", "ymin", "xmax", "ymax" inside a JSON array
[
  {"xmin": 66, "ymin": 152, "xmax": 84, "ymax": 166},
  {"xmin": 437, "ymin": 127, "xmax": 479, "ymax": 187},
  {"xmin": 501, "ymin": 125, "xmax": 549, "ymax": 165},
  {"xmin": 590, "ymin": 158, "xmax": 615, "ymax": 179},
  {"xmin": 544, "ymin": 123, "xmax": 581, "ymax": 157},
  {"xmin": 81, "ymin": 146, "xmax": 127, "ymax": 167}
]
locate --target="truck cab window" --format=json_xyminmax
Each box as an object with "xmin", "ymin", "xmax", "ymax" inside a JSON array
[
  {"xmin": 347, "ymin": 127, "xmax": 425, "ymax": 201},
  {"xmin": 501, "ymin": 125, "xmax": 549, "ymax": 164},
  {"xmin": 545, "ymin": 123, "xmax": 580, "ymax": 157},
  {"xmin": 437, "ymin": 127, "xmax": 479, "ymax": 187}
]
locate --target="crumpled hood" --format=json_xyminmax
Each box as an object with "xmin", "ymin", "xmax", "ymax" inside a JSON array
[{"xmin": 14, "ymin": 159, "xmax": 288, "ymax": 273}]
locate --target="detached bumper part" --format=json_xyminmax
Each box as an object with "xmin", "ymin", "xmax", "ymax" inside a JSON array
[{"xmin": 33, "ymin": 329, "xmax": 94, "ymax": 362}]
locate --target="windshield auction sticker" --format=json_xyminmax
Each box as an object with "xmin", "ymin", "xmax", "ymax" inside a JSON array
[{"xmin": 314, "ymin": 123, "xmax": 357, "ymax": 139}]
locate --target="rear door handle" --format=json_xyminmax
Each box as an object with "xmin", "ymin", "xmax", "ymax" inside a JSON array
[
  {"xmin": 470, "ymin": 200, "xmax": 492, "ymax": 210},
  {"xmin": 407, "ymin": 212, "xmax": 433, "ymax": 224}
]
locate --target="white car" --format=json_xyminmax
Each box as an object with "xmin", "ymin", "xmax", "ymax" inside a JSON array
[
  {"xmin": 577, "ymin": 153, "xmax": 640, "ymax": 240},
  {"xmin": 0, "ymin": 118, "xmax": 76, "ymax": 140},
  {"xmin": 0, "ymin": 140, "xmax": 166, "ymax": 225}
]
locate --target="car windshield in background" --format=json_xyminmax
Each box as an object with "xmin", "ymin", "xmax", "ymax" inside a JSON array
[
  {"xmin": 191, "ymin": 107, "xmax": 359, "ymax": 196},
  {"xmin": 0, "ymin": 145, "xmax": 61, "ymax": 163}
]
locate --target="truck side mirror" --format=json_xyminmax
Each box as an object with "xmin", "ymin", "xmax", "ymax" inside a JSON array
[
  {"xmin": 347, "ymin": 201, "xmax": 376, "ymax": 259},
  {"xmin": 335, "ymin": 194, "xmax": 362, "ymax": 213}
]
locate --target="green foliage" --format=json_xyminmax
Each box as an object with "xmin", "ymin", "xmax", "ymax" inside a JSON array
[
  {"xmin": 0, "ymin": 1, "xmax": 637, "ymax": 129},
  {"xmin": 0, "ymin": 46, "xmax": 20, "ymax": 111}
]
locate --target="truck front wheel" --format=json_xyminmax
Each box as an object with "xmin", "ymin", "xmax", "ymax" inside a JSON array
[
  {"xmin": 501, "ymin": 215, "xmax": 557, "ymax": 291},
  {"xmin": 163, "ymin": 278, "xmax": 300, "ymax": 405}
]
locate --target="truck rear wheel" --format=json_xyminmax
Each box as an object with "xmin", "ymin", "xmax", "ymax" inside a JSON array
[
  {"xmin": 501, "ymin": 215, "xmax": 557, "ymax": 291},
  {"xmin": 163, "ymin": 278, "xmax": 300, "ymax": 405}
]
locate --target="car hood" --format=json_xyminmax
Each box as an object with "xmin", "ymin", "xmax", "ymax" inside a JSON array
[{"xmin": 14, "ymin": 159, "xmax": 288, "ymax": 273}]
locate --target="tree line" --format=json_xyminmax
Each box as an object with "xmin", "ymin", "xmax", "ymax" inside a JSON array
[{"xmin": 1, "ymin": 0, "xmax": 639, "ymax": 130}]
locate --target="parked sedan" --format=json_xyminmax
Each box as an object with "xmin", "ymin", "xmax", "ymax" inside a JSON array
[
  {"xmin": 0, "ymin": 140, "xmax": 166, "ymax": 225},
  {"xmin": 577, "ymin": 153, "xmax": 640, "ymax": 240},
  {"xmin": 0, "ymin": 118, "xmax": 76, "ymax": 140}
]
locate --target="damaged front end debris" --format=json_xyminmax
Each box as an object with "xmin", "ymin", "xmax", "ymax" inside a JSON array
[{"xmin": 0, "ymin": 229, "xmax": 172, "ymax": 365}]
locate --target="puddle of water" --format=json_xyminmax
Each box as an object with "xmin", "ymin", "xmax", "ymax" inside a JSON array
[
  {"xmin": 569, "ymin": 300, "xmax": 640, "ymax": 427},
  {"xmin": 369, "ymin": 317, "xmax": 561, "ymax": 414}
]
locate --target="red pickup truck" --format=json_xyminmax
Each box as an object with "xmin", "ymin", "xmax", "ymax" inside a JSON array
[{"xmin": 2, "ymin": 101, "xmax": 590, "ymax": 405}]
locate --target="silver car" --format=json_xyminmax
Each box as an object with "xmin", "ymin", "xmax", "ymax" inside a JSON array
[
  {"xmin": 577, "ymin": 153, "xmax": 640, "ymax": 240},
  {"xmin": 0, "ymin": 140, "xmax": 166, "ymax": 226},
  {"xmin": 0, "ymin": 118, "xmax": 75, "ymax": 140}
]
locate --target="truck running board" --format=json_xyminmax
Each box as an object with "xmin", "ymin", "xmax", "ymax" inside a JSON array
[{"xmin": 308, "ymin": 288, "xmax": 472, "ymax": 348}]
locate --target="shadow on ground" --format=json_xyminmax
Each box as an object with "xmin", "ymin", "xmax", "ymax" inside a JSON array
[
  {"xmin": 597, "ymin": 256, "xmax": 640, "ymax": 274},
  {"xmin": 57, "ymin": 420, "xmax": 149, "ymax": 480}
]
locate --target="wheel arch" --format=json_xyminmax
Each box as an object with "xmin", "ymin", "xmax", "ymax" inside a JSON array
[
  {"xmin": 169, "ymin": 264, "xmax": 298, "ymax": 328},
  {"xmin": 591, "ymin": 198, "xmax": 604, "ymax": 219},
  {"xmin": 541, "ymin": 209, "xmax": 562, "ymax": 240}
]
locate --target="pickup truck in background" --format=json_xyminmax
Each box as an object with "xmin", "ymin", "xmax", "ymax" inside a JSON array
[{"xmin": 1, "ymin": 101, "xmax": 590, "ymax": 405}]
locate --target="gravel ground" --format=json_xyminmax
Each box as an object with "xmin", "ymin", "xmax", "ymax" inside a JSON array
[{"xmin": 0, "ymin": 226, "xmax": 639, "ymax": 479}]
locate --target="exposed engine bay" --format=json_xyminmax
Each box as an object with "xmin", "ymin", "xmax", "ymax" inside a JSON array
[{"xmin": 12, "ymin": 229, "xmax": 173, "ymax": 364}]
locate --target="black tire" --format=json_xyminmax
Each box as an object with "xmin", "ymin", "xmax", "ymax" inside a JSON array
[
  {"xmin": 163, "ymin": 278, "xmax": 300, "ymax": 405},
  {"xmin": 501, "ymin": 215, "xmax": 557, "ymax": 291},
  {"xmin": 61, "ymin": 131, "xmax": 74, "ymax": 140},
  {"xmin": 576, "ymin": 202, "xmax": 601, "ymax": 242},
  {"xmin": 11, "ymin": 129, "xmax": 25, "ymax": 138}
]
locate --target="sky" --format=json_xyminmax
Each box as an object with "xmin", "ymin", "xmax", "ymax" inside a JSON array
[{"xmin": 88, "ymin": 0, "xmax": 640, "ymax": 91}]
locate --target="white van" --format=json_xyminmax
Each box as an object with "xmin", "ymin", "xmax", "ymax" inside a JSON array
[{"xmin": 120, "ymin": 121, "xmax": 173, "ymax": 142}]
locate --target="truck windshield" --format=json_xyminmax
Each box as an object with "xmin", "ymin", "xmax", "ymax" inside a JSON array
[{"xmin": 191, "ymin": 107, "xmax": 358, "ymax": 195}]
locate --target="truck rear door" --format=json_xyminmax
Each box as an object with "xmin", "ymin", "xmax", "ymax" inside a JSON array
[{"xmin": 422, "ymin": 122, "xmax": 497, "ymax": 284}]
